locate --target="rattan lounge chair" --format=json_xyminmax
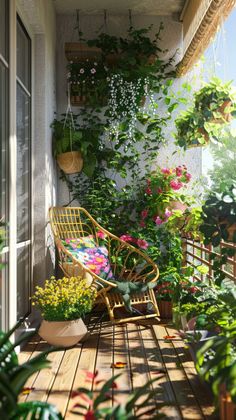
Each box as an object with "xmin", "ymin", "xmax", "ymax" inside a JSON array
[{"xmin": 49, "ymin": 206, "xmax": 160, "ymax": 323}]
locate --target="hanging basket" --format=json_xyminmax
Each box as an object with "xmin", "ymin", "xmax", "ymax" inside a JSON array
[{"xmin": 57, "ymin": 151, "xmax": 83, "ymax": 174}]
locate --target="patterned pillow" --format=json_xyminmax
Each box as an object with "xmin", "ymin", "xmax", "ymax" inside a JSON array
[{"xmin": 62, "ymin": 236, "xmax": 113, "ymax": 280}]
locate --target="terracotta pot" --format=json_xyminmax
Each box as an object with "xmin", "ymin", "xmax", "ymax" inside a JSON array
[
  {"xmin": 57, "ymin": 151, "xmax": 83, "ymax": 174},
  {"xmin": 39, "ymin": 318, "xmax": 87, "ymax": 347},
  {"xmin": 210, "ymin": 100, "xmax": 232, "ymax": 124},
  {"xmin": 220, "ymin": 384, "xmax": 236, "ymax": 420},
  {"xmin": 158, "ymin": 301, "xmax": 172, "ymax": 319}
]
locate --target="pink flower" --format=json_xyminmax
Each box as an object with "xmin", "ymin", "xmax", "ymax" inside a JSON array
[
  {"xmin": 161, "ymin": 168, "xmax": 171, "ymax": 175},
  {"xmin": 164, "ymin": 209, "xmax": 172, "ymax": 219},
  {"xmin": 176, "ymin": 166, "xmax": 183, "ymax": 177},
  {"xmin": 170, "ymin": 180, "xmax": 183, "ymax": 190},
  {"xmin": 185, "ymin": 172, "xmax": 192, "ymax": 182},
  {"xmin": 140, "ymin": 220, "xmax": 146, "ymax": 228},
  {"xmin": 120, "ymin": 234, "xmax": 134, "ymax": 242},
  {"xmin": 145, "ymin": 187, "xmax": 152, "ymax": 195},
  {"xmin": 137, "ymin": 239, "xmax": 149, "ymax": 249},
  {"xmin": 97, "ymin": 230, "xmax": 105, "ymax": 239},
  {"xmin": 141, "ymin": 209, "xmax": 149, "ymax": 219},
  {"xmin": 155, "ymin": 216, "xmax": 163, "ymax": 225},
  {"xmin": 90, "ymin": 68, "xmax": 96, "ymax": 74}
]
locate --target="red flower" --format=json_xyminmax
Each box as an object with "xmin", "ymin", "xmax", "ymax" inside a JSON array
[
  {"xmin": 189, "ymin": 286, "xmax": 198, "ymax": 293},
  {"xmin": 85, "ymin": 410, "xmax": 96, "ymax": 420},
  {"xmin": 170, "ymin": 180, "xmax": 183, "ymax": 190},
  {"xmin": 97, "ymin": 230, "xmax": 105, "ymax": 239},
  {"xmin": 175, "ymin": 166, "xmax": 183, "ymax": 177},
  {"xmin": 157, "ymin": 187, "xmax": 163, "ymax": 194},
  {"xmin": 140, "ymin": 220, "xmax": 146, "ymax": 228},
  {"xmin": 120, "ymin": 234, "xmax": 134, "ymax": 242},
  {"xmin": 137, "ymin": 239, "xmax": 149, "ymax": 249},
  {"xmin": 185, "ymin": 172, "xmax": 192, "ymax": 182},
  {"xmin": 161, "ymin": 168, "xmax": 171, "ymax": 175},
  {"xmin": 141, "ymin": 209, "xmax": 148, "ymax": 219},
  {"xmin": 145, "ymin": 187, "xmax": 152, "ymax": 195}
]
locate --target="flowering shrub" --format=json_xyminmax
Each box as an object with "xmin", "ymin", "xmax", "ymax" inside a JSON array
[
  {"xmin": 120, "ymin": 234, "xmax": 149, "ymax": 250},
  {"xmin": 140, "ymin": 165, "xmax": 192, "ymax": 227},
  {"xmin": 31, "ymin": 276, "xmax": 96, "ymax": 322}
]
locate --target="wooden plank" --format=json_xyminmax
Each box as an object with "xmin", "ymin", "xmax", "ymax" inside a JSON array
[
  {"xmin": 139, "ymin": 322, "xmax": 182, "ymax": 419},
  {"xmin": 18, "ymin": 334, "xmax": 41, "ymax": 364},
  {"xmin": 126, "ymin": 322, "xmax": 153, "ymax": 418},
  {"xmin": 112, "ymin": 323, "xmax": 131, "ymax": 405},
  {"xmin": 47, "ymin": 346, "xmax": 82, "ymax": 417},
  {"xmin": 26, "ymin": 348, "xmax": 65, "ymax": 403},
  {"xmin": 152, "ymin": 323, "xmax": 203, "ymax": 419},
  {"xmin": 166, "ymin": 325, "xmax": 215, "ymax": 419},
  {"xmin": 18, "ymin": 340, "xmax": 51, "ymax": 403},
  {"xmin": 66, "ymin": 317, "xmax": 101, "ymax": 419},
  {"xmin": 93, "ymin": 321, "xmax": 114, "ymax": 410}
]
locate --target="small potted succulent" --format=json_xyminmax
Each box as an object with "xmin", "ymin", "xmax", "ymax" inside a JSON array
[
  {"xmin": 51, "ymin": 115, "xmax": 83, "ymax": 174},
  {"xmin": 194, "ymin": 78, "xmax": 236, "ymax": 124},
  {"xmin": 32, "ymin": 276, "xmax": 96, "ymax": 347}
]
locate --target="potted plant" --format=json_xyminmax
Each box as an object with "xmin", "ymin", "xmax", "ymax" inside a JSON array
[
  {"xmin": 194, "ymin": 78, "xmax": 236, "ymax": 124},
  {"xmin": 51, "ymin": 115, "xmax": 83, "ymax": 174},
  {"xmin": 32, "ymin": 276, "xmax": 96, "ymax": 347},
  {"xmin": 155, "ymin": 267, "xmax": 181, "ymax": 319},
  {"xmin": 174, "ymin": 108, "xmax": 209, "ymax": 149},
  {"xmin": 139, "ymin": 165, "xmax": 192, "ymax": 227},
  {"xmin": 196, "ymin": 321, "xmax": 236, "ymax": 419}
]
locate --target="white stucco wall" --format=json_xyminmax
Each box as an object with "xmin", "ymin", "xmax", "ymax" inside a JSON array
[
  {"xmin": 17, "ymin": 0, "xmax": 57, "ymax": 290},
  {"xmin": 55, "ymin": 13, "xmax": 202, "ymax": 205}
]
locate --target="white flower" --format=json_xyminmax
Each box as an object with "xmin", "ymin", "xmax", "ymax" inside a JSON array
[
  {"xmin": 94, "ymin": 62, "xmax": 97, "ymax": 66},
  {"xmin": 91, "ymin": 68, "xmax": 96, "ymax": 74},
  {"xmin": 80, "ymin": 68, "xmax": 85, "ymax": 74}
]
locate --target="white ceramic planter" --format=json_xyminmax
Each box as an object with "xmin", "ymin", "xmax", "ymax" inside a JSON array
[{"xmin": 39, "ymin": 318, "xmax": 87, "ymax": 347}]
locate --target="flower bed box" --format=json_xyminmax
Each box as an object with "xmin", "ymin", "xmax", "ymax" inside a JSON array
[{"xmin": 65, "ymin": 42, "xmax": 101, "ymax": 62}]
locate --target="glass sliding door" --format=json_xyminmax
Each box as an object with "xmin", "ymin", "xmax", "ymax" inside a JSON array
[
  {"xmin": 16, "ymin": 16, "xmax": 32, "ymax": 320},
  {"xmin": 0, "ymin": 0, "xmax": 9, "ymax": 329}
]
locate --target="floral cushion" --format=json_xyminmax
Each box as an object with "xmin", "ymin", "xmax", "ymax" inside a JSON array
[{"xmin": 62, "ymin": 237, "xmax": 113, "ymax": 280}]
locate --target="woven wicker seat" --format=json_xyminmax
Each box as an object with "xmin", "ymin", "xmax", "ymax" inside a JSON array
[{"xmin": 49, "ymin": 207, "xmax": 160, "ymax": 324}]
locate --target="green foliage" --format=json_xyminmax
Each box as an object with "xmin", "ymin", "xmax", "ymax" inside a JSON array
[
  {"xmin": 0, "ymin": 322, "xmax": 62, "ymax": 419},
  {"xmin": 199, "ymin": 185, "xmax": 236, "ymax": 285},
  {"xmin": 196, "ymin": 320, "xmax": 236, "ymax": 404},
  {"xmin": 70, "ymin": 371, "xmax": 166, "ymax": 419},
  {"xmin": 31, "ymin": 277, "xmax": 96, "ymax": 321},
  {"xmin": 174, "ymin": 78, "xmax": 236, "ymax": 150},
  {"xmin": 51, "ymin": 115, "xmax": 82, "ymax": 156}
]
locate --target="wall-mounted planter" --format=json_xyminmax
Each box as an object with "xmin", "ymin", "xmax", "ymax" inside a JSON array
[
  {"xmin": 57, "ymin": 151, "xmax": 83, "ymax": 174},
  {"xmin": 210, "ymin": 100, "xmax": 232, "ymax": 124},
  {"xmin": 65, "ymin": 42, "xmax": 101, "ymax": 62}
]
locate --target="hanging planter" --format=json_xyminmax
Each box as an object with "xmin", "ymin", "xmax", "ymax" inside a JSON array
[
  {"xmin": 57, "ymin": 151, "xmax": 83, "ymax": 174},
  {"xmin": 194, "ymin": 78, "xmax": 236, "ymax": 125},
  {"xmin": 174, "ymin": 109, "xmax": 209, "ymax": 150}
]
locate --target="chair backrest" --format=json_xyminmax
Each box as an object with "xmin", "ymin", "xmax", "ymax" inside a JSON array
[{"xmin": 49, "ymin": 206, "xmax": 100, "ymax": 241}]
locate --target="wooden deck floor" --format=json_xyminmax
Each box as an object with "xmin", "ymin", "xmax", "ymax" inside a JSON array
[{"xmin": 19, "ymin": 316, "xmax": 216, "ymax": 419}]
